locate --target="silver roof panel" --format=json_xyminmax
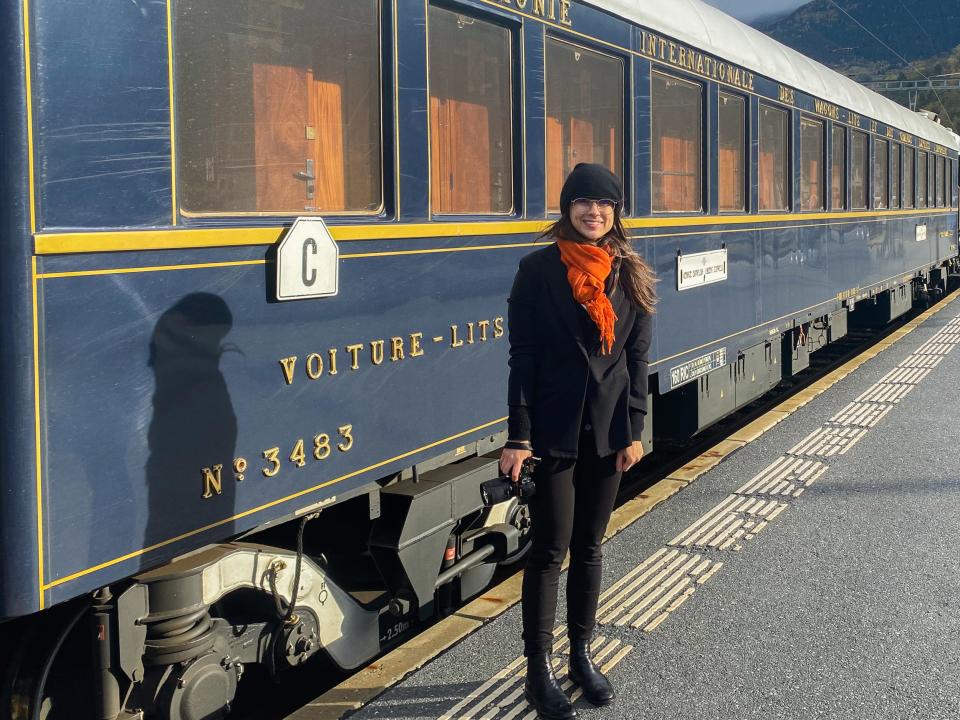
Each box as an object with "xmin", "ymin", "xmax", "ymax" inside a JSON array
[{"xmin": 595, "ymin": 0, "xmax": 960, "ymax": 150}]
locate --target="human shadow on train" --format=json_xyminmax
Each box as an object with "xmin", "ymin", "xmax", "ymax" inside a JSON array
[{"xmin": 144, "ymin": 293, "xmax": 238, "ymax": 556}]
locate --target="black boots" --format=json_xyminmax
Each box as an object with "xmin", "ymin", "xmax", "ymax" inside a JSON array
[
  {"xmin": 567, "ymin": 639, "xmax": 615, "ymax": 706},
  {"xmin": 524, "ymin": 653, "xmax": 577, "ymax": 720}
]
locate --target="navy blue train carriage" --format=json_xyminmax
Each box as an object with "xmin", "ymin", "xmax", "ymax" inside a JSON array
[{"xmin": 2, "ymin": 0, "xmax": 958, "ymax": 717}]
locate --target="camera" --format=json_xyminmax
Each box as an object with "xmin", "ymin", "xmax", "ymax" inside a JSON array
[{"xmin": 481, "ymin": 456, "xmax": 540, "ymax": 506}]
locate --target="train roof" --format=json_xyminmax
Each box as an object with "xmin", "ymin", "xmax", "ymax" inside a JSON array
[{"xmin": 597, "ymin": 0, "xmax": 960, "ymax": 151}]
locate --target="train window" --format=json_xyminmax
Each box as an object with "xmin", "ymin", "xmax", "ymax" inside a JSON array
[
  {"xmin": 936, "ymin": 156, "xmax": 946, "ymax": 208},
  {"xmin": 429, "ymin": 7, "xmax": 513, "ymax": 214},
  {"xmin": 174, "ymin": 0, "xmax": 383, "ymax": 215},
  {"xmin": 651, "ymin": 72, "xmax": 702, "ymax": 213},
  {"xmin": 928, "ymin": 151, "xmax": 936, "ymax": 207},
  {"xmin": 890, "ymin": 143, "xmax": 900, "ymax": 209},
  {"xmin": 545, "ymin": 38, "xmax": 624, "ymax": 213},
  {"xmin": 831, "ymin": 125, "xmax": 846, "ymax": 211},
  {"xmin": 800, "ymin": 117, "xmax": 824, "ymax": 211},
  {"xmin": 917, "ymin": 152, "xmax": 927, "ymax": 209},
  {"xmin": 949, "ymin": 158, "xmax": 955, "ymax": 207},
  {"xmin": 759, "ymin": 104, "xmax": 789, "ymax": 211},
  {"xmin": 903, "ymin": 146, "xmax": 914, "ymax": 209},
  {"xmin": 718, "ymin": 92, "xmax": 746, "ymax": 213},
  {"xmin": 850, "ymin": 131, "xmax": 868, "ymax": 210},
  {"xmin": 873, "ymin": 138, "xmax": 888, "ymax": 210}
]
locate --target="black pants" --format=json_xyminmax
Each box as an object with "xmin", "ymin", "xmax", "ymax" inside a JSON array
[{"xmin": 521, "ymin": 434, "xmax": 622, "ymax": 657}]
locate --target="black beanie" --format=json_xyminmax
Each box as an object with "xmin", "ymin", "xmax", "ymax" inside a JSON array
[{"xmin": 559, "ymin": 163, "xmax": 623, "ymax": 213}]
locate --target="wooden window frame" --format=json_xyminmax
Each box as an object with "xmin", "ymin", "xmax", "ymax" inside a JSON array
[
  {"xmin": 650, "ymin": 70, "xmax": 705, "ymax": 215},
  {"xmin": 543, "ymin": 35, "xmax": 628, "ymax": 216},
  {"xmin": 758, "ymin": 102, "xmax": 791, "ymax": 213},
  {"xmin": 717, "ymin": 90, "xmax": 748, "ymax": 215},
  {"xmin": 427, "ymin": 4, "xmax": 517, "ymax": 217},
  {"xmin": 799, "ymin": 115, "xmax": 825, "ymax": 213},
  {"xmin": 173, "ymin": 0, "xmax": 388, "ymax": 219}
]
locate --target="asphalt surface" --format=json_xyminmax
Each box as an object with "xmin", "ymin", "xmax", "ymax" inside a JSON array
[{"xmin": 350, "ymin": 302, "xmax": 960, "ymax": 720}]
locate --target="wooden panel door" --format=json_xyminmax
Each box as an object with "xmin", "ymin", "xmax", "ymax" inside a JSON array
[
  {"xmin": 310, "ymin": 78, "xmax": 345, "ymax": 211},
  {"xmin": 546, "ymin": 116, "xmax": 564, "ymax": 210},
  {"xmin": 569, "ymin": 117, "xmax": 595, "ymax": 167},
  {"xmin": 253, "ymin": 62, "xmax": 311, "ymax": 211},
  {"xmin": 431, "ymin": 98, "xmax": 490, "ymax": 213}
]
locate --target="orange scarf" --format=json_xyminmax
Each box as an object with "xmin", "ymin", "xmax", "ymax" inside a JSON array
[{"xmin": 557, "ymin": 239, "xmax": 618, "ymax": 354}]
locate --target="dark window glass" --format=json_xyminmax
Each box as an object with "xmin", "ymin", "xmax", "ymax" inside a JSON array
[
  {"xmin": 175, "ymin": 0, "xmax": 382, "ymax": 215},
  {"xmin": 831, "ymin": 125, "xmax": 846, "ymax": 210},
  {"xmin": 903, "ymin": 146, "xmax": 914, "ymax": 209},
  {"xmin": 928, "ymin": 151, "xmax": 936, "ymax": 207},
  {"xmin": 800, "ymin": 116, "xmax": 824, "ymax": 211},
  {"xmin": 851, "ymin": 131, "xmax": 868, "ymax": 210},
  {"xmin": 918, "ymin": 152, "xmax": 928, "ymax": 209},
  {"xmin": 545, "ymin": 38, "xmax": 624, "ymax": 213},
  {"xmin": 759, "ymin": 104, "xmax": 789, "ymax": 211},
  {"xmin": 874, "ymin": 138, "xmax": 888, "ymax": 209},
  {"xmin": 429, "ymin": 6, "xmax": 513, "ymax": 214},
  {"xmin": 652, "ymin": 72, "xmax": 702, "ymax": 212},
  {"xmin": 890, "ymin": 143, "xmax": 900, "ymax": 208},
  {"xmin": 718, "ymin": 92, "xmax": 746, "ymax": 212}
]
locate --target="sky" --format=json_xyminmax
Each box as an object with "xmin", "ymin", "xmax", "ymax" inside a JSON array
[{"xmin": 701, "ymin": 0, "xmax": 811, "ymax": 22}]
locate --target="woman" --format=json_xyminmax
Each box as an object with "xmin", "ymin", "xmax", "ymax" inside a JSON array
[{"xmin": 500, "ymin": 163, "xmax": 655, "ymax": 720}]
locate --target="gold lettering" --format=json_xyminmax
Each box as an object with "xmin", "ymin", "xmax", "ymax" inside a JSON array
[
  {"xmin": 533, "ymin": 0, "xmax": 545, "ymax": 16},
  {"xmin": 370, "ymin": 339, "xmax": 385, "ymax": 366},
  {"xmin": 306, "ymin": 352, "xmax": 323, "ymax": 380},
  {"xmin": 559, "ymin": 0, "xmax": 571, "ymax": 25},
  {"xmin": 337, "ymin": 424, "xmax": 354, "ymax": 452},
  {"xmin": 733, "ymin": 68, "xmax": 741, "ymax": 87},
  {"xmin": 328, "ymin": 348, "xmax": 338, "ymax": 376},
  {"xmin": 201, "ymin": 464, "xmax": 223, "ymax": 499},
  {"xmin": 696, "ymin": 54, "xmax": 704, "ymax": 75},
  {"xmin": 719, "ymin": 64, "xmax": 727, "ymax": 81},
  {"xmin": 467, "ymin": 322, "xmax": 476, "ymax": 344},
  {"xmin": 669, "ymin": 42, "xmax": 677, "ymax": 64},
  {"xmin": 289, "ymin": 439, "xmax": 306, "ymax": 468},
  {"xmin": 390, "ymin": 336, "xmax": 405, "ymax": 362},
  {"xmin": 279, "ymin": 356, "xmax": 298, "ymax": 386},
  {"xmin": 658, "ymin": 38, "xmax": 667, "ymax": 60},
  {"xmin": 678, "ymin": 47, "xmax": 686, "ymax": 67},
  {"xmin": 409, "ymin": 332, "xmax": 425, "ymax": 357},
  {"xmin": 346, "ymin": 343, "xmax": 363, "ymax": 370},
  {"xmin": 451, "ymin": 324, "xmax": 465, "ymax": 347},
  {"xmin": 516, "ymin": 0, "xmax": 527, "ymax": 7},
  {"xmin": 493, "ymin": 317, "xmax": 505, "ymax": 338},
  {"xmin": 478, "ymin": 320, "xmax": 491, "ymax": 341},
  {"xmin": 547, "ymin": 0, "xmax": 556, "ymax": 20},
  {"xmin": 234, "ymin": 457, "xmax": 247, "ymax": 482}
]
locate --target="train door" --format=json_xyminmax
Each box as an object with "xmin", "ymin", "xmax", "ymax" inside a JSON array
[{"xmin": 252, "ymin": 49, "xmax": 346, "ymax": 212}]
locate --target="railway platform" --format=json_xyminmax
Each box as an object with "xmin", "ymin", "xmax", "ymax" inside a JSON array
[{"xmin": 293, "ymin": 293, "xmax": 960, "ymax": 720}]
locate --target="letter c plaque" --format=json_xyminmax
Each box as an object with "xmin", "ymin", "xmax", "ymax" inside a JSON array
[{"xmin": 277, "ymin": 217, "xmax": 339, "ymax": 301}]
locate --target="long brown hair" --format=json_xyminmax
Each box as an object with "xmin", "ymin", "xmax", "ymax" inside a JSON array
[{"xmin": 543, "ymin": 211, "xmax": 657, "ymax": 314}]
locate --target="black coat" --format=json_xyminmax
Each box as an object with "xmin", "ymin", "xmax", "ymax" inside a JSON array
[{"xmin": 507, "ymin": 243, "xmax": 652, "ymax": 459}]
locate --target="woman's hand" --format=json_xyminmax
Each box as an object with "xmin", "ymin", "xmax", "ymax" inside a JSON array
[
  {"xmin": 500, "ymin": 448, "xmax": 533, "ymax": 483},
  {"xmin": 616, "ymin": 441, "xmax": 645, "ymax": 473}
]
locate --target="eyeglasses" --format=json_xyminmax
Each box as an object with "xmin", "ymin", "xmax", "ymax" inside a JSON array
[{"xmin": 571, "ymin": 198, "xmax": 618, "ymax": 213}]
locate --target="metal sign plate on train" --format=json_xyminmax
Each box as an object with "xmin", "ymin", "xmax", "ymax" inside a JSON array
[
  {"xmin": 677, "ymin": 248, "xmax": 728, "ymax": 291},
  {"xmin": 669, "ymin": 347, "xmax": 727, "ymax": 389},
  {"xmin": 276, "ymin": 217, "xmax": 339, "ymax": 301}
]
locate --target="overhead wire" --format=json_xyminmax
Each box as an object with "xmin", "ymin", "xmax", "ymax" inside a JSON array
[{"xmin": 823, "ymin": 0, "xmax": 955, "ymax": 128}]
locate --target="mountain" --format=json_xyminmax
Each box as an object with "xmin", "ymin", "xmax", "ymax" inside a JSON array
[
  {"xmin": 752, "ymin": 0, "xmax": 960, "ymax": 130},
  {"xmin": 753, "ymin": 0, "xmax": 960, "ymax": 70}
]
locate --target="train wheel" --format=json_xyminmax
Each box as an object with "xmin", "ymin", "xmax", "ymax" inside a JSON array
[
  {"xmin": 494, "ymin": 499, "xmax": 533, "ymax": 566},
  {"xmin": 5, "ymin": 601, "xmax": 94, "ymax": 720}
]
